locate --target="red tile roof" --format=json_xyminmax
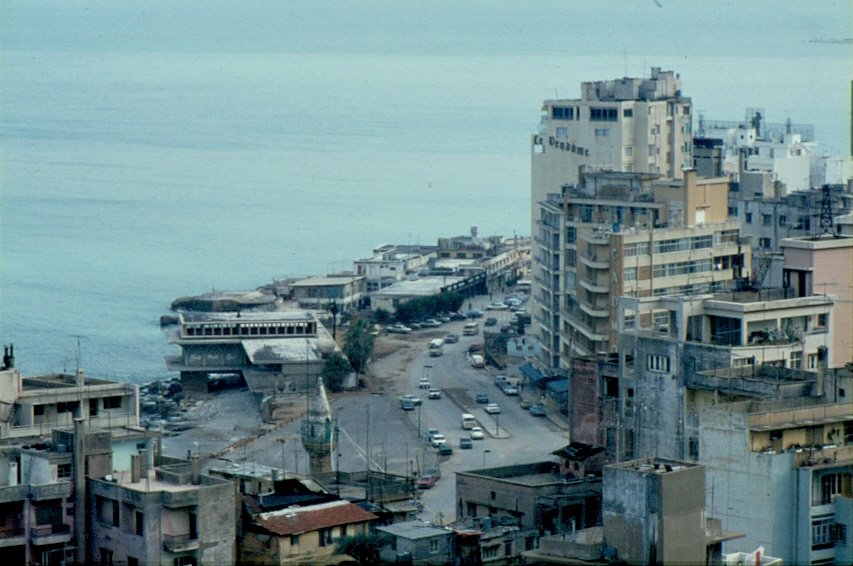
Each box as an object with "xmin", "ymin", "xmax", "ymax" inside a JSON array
[{"xmin": 255, "ymin": 500, "xmax": 377, "ymax": 536}]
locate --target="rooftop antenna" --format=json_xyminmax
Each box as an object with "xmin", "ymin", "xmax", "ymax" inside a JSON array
[
  {"xmin": 818, "ymin": 185, "xmax": 838, "ymax": 237},
  {"xmin": 71, "ymin": 334, "xmax": 85, "ymax": 374}
]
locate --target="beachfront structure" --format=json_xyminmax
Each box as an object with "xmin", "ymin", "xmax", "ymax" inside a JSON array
[
  {"xmin": 354, "ymin": 244, "xmax": 437, "ymax": 293},
  {"xmin": 288, "ymin": 274, "xmax": 366, "ymax": 314},
  {"xmin": 369, "ymin": 276, "xmax": 468, "ymax": 314},
  {"xmin": 0, "ymin": 354, "xmax": 139, "ymax": 439},
  {"xmin": 533, "ymin": 167, "xmax": 749, "ymax": 369},
  {"xmin": 164, "ymin": 311, "xmax": 344, "ymax": 395}
]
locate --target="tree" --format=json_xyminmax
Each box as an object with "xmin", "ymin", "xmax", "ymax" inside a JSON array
[
  {"xmin": 343, "ymin": 317, "xmax": 374, "ymax": 375},
  {"xmin": 335, "ymin": 532, "xmax": 392, "ymax": 565},
  {"xmin": 322, "ymin": 353, "xmax": 352, "ymax": 392}
]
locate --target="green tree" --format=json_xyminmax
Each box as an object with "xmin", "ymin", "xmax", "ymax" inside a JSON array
[
  {"xmin": 322, "ymin": 353, "xmax": 352, "ymax": 392},
  {"xmin": 343, "ymin": 317, "xmax": 374, "ymax": 375},
  {"xmin": 335, "ymin": 532, "xmax": 392, "ymax": 565}
]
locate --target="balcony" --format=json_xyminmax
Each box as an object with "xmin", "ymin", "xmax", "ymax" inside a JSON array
[
  {"xmin": 31, "ymin": 523, "xmax": 72, "ymax": 546},
  {"xmin": 163, "ymin": 533, "xmax": 200, "ymax": 552},
  {"xmin": 578, "ymin": 255, "xmax": 609, "ymax": 269},
  {"xmin": 578, "ymin": 301, "xmax": 609, "ymax": 318},
  {"xmin": 30, "ymin": 482, "xmax": 72, "ymax": 501},
  {"xmin": 0, "ymin": 484, "xmax": 28, "ymax": 504},
  {"xmin": 579, "ymin": 279, "xmax": 609, "ymax": 294}
]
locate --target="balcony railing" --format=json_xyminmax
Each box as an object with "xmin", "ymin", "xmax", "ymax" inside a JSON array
[
  {"xmin": 163, "ymin": 533, "xmax": 200, "ymax": 552},
  {"xmin": 31, "ymin": 523, "xmax": 71, "ymax": 545}
]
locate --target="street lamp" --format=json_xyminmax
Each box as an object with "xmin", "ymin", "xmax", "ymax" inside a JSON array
[
  {"xmin": 278, "ymin": 438, "xmax": 287, "ymax": 474},
  {"xmin": 482, "ymin": 449, "xmax": 491, "ymax": 469}
]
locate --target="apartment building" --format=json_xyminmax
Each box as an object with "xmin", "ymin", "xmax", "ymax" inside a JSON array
[
  {"xmin": 288, "ymin": 274, "xmax": 366, "ymax": 314},
  {"xmin": 353, "ymin": 244, "xmax": 437, "ymax": 293},
  {"xmin": 533, "ymin": 166, "xmax": 750, "ymax": 369},
  {"xmin": 0, "ymin": 353, "xmax": 139, "ymax": 440},
  {"xmin": 531, "ymin": 67, "xmax": 693, "ymax": 230}
]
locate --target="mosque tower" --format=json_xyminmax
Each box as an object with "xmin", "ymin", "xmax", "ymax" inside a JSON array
[{"xmin": 300, "ymin": 377, "xmax": 336, "ymax": 474}]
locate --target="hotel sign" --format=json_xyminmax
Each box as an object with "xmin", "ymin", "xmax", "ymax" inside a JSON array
[{"xmin": 534, "ymin": 135, "xmax": 589, "ymax": 156}]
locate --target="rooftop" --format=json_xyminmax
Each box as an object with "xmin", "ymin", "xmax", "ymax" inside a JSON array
[
  {"xmin": 290, "ymin": 275, "xmax": 364, "ymax": 287},
  {"xmin": 180, "ymin": 310, "xmax": 315, "ymax": 323},
  {"xmin": 378, "ymin": 520, "xmax": 452, "ymax": 540},
  {"xmin": 608, "ymin": 457, "xmax": 698, "ymax": 474},
  {"xmin": 255, "ymin": 500, "xmax": 376, "ymax": 536},
  {"xmin": 371, "ymin": 276, "xmax": 465, "ymax": 297}
]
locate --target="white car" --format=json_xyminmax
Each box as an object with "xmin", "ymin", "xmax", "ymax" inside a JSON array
[
  {"xmin": 419, "ymin": 378, "xmax": 431, "ymax": 389},
  {"xmin": 430, "ymin": 434, "xmax": 447, "ymax": 447},
  {"xmin": 387, "ymin": 324, "xmax": 412, "ymax": 334},
  {"xmin": 485, "ymin": 302, "xmax": 508, "ymax": 310},
  {"xmin": 485, "ymin": 403, "xmax": 501, "ymax": 414},
  {"xmin": 470, "ymin": 427, "xmax": 484, "ymax": 440}
]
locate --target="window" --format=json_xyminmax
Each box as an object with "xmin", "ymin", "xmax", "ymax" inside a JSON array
[
  {"xmin": 759, "ymin": 237, "xmax": 772, "ymax": 249},
  {"xmin": 624, "ymin": 146, "xmax": 633, "ymax": 157},
  {"xmin": 556, "ymin": 126, "xmax": 569, "ymax": 138},
  {"xmin": 817, "ymin": 313, "xmax": 828, "ymax": 328},
  {"xmin": 779, "ymin": 215, "xmax": 786, "ymax": 226},
  {"xmin": 646, "ymin": 354, "xmax": 670, "ymax": 373},
  {"xmin": 762, "ymin": 214, "xmax": 772, "ymax": 226},
  {"xmin": 566, "ymin": 226, "xmax": 576, "ymax": 244},
  {"xmin": 99, "ymin": 548, "xmax": 113, "ymax": 566},
  {"xmin": 624, "ymin": 267, "xmax": 637, "ymax": 281},
  {"xmin": 590, "ymin": 107, "xmax": 618, "ymax": 121},
  {"xmin": 579, "ymin": 205, "xmax": 593, "ymax": 222},
  {"xmin": 34, "ymin": 405, "xmax": 44, "ymax": 416},
  {"xmin": 808, "ymin": 353, "xmax": 819, "ymax": 370},
  {"xmin": 57, "ymin": 401, "xmax": 80, "ymax": 414},
  {"xmin": 103, "ymin": 397, "xmax": 122, "ymax": 410},
  {"xmin": 319, "ymin": 528, "xmax": 333, "ymax": 547},
  {"xmin": 790, "ymin": 351, "xmax": 802, "ymax": 369},
  {"xmin": 594, "ymin": 128, "xmax": 609, "ymax": 138},
  {"xmin": 812, "ymin": 516, "xmax": 834, "ymax": 550},
  {"xmin": 135, "ymin": 511, "xmax": 144, "ymax": 536},
  {"xmin": 835, "ymin": 523, "xmax": 848, "ymax": 545},
  {"xmin": 57, "ymin": 463, "xmax": 72, "ymax": 479},
  {"xmin": 128, "ymin": 558, "xmax": 138, "ymax": 566},
  {"xmin": 339, "ymin": 525, "xmax": 347, "ymax": 537},
  {"xmin": 490, "ymin": 491, "xmax": 496, "ymax": 500},
  {"xmin": 430, "ymin": 539, "xmax": 440, "ymax": 553},
  {"xmin": 819, "ymin": 473, "xmax": 852, "ymax": 505},
  {"xmin": 552, "ymin": 106, "xmax": 573, "ymax": 120},
  {"xmin": 623, "ymin": 108, "xmax": 633, "ymax": 118},
  {"xmin": 745, "ymin": 212, "xmax": 753, "ymax": 224},
  {"xmin": 689, "ymin": 437, "xmax": 699, "ymax": 459},
  {"xmin": 290, "ymin": 535, "xmax": 300, "ymax": 546}
]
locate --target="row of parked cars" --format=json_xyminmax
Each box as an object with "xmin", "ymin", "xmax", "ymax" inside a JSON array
[{"xmin": 386, "ymin": 311, "xmax": 468, "ymax": 334}]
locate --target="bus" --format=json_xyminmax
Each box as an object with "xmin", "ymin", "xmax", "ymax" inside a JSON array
[
  {"xmin": 463, "ymin": 322, "xmax": 479, "ymax": 336},
  {"xmin": 428, "ymin": 338, "xmax": 444, "ymax": 357}
]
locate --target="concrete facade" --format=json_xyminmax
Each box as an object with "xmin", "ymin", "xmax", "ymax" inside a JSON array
[{"xmin": 603, "ymin": 458, "xmax": 706, "ymax": 565}]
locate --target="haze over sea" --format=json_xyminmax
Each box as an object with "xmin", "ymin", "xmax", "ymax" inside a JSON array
[{"xmin": 1, "ymin": 1, "xmax": 850, "ymax": 383}]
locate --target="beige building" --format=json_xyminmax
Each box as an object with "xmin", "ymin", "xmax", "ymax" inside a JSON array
[
  {"xmin": 531, "ymin": 67, "xmax": 693, "ymax": 231},
  {"xmin": 288, "ymin": 275, "xmax": 366, "ymax": 313},
  {"xmin": 535, "ymin": 167, "xmax": 749, "ymax": 368},
  {"xmin": 781, "ymin": 234, "xmax": 853, "ymax": 368}
]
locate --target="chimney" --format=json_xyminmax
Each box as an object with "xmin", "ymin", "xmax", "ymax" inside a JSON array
[
  {"xmin": 191, "ymin": 455, "xmax": 201, "ymax": 485},
  {"xmin": 131, "ymin": 454, "xmax": 142, "ymax": 483}
]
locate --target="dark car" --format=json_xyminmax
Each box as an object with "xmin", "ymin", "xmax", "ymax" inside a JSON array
[
  {"xmin": 400, "ymin": 400, "xmax": 415, "ymax": 411},
  {"xmin": 444, "ymin": 333, "xmax": 460, "ymax": 344},
  {"xmin": 465, "ymin": 309, "xmax": 484, "ymax": 319},
  {"xmin": 450, "ymin": 312, "xmax": 467, "ymax": 321},
  {"xmin": 475, "ymin": 393, "xmax": 489, "ymax": 404},
  {"xmin": 484, "ymin": 317, "xmax": 497, "ymax": 327},
  {"xmin": 437, "ymin": 443, "xmax": 453, "ymax": 456},
  {"xmin": 529, "ymin": 404, "xmax": 547, "ymax": 417},
  {"xmin": 459, "ymin": 438, "xmax": 473, "ymax": 449}
]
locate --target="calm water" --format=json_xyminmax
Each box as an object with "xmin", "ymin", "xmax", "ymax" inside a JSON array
[{"xmin": 1, "ymin": 1, "xmax": 850, "ymax": 382}]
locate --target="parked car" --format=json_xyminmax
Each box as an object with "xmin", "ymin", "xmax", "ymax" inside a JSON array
[
  {"xmin": 438, "ymin": 313, "xmax": 452, "ymax": 322},
  {"xmin": 426, "ymin": 427, "xmax": 440, "ymax": 441},
  {"xmin": 505, "ymin": 297, "xmax": 522, "ymax": 307},
  {"xmin": 470, "ymin": 354, "xmax": 486, "ymax": 368},
  {"xmin": 400, "ymin": 400, "xmax": 415, "ymax": 411},
  {"xmin": 484, "ymin": 317, "xmax": 498, "ymax": 327},
  {"xmin": 417, "ymin": 475, "xmax": 437, "ymax": 489},
  {"xmin": 437, "ymin": 443, "xmax": 453, "ymax": 456},
  {"xmin": 459, "ymin": 437, "xmax": 473, "ymax": 449},
  {"xmin": 470, "ymin": 427, "xmax": 485, "ymax": 440},
  {"xmin": 400, "ymin": 394, "xmax": 422, "ymax": 406},
  {"xmin": 387, "ymin": 324, "xmax": 411, "ymax": 334},
  {"xmin": 529, "ymin": 404, "xmax": 547, "ymax": 417},
  {"xmin": 465, "ymin": 309, "xmax": 484, "ymax": 319},
  {"xmin": 430, "ymin": 434, "xmax": 447, "ymax": 447},
  {"xmin": 408, "ymin": 321, "xmax": 422, "ymax": 329},
  {"xmin": 428, "ymin": 389, "xmax": 442, "ymax": 399},
  {"xmin": 493, "ymin": 375, "xmax": 508, "ymax": 387},
  {"xmin": 421, "ymin": 318, "xmax": 441, "ymax": 328},
  {"xmin": 444, "ymin": 333, "xmax": 460, "ymax": 343},
  {"xmin": 450, "ymin": 312, "xmax": 467, "ymax": 321},
  {"xmin": 485, "ymin": 403, "xmax": 501, "ymax": 414},
  {"xmin": 485, "ymin": 302, "xmax": 508, "ymax": 310},
  {"xmin": 468, "ymin": 343, "xmax": 484, "ymax": 354},
  {"xmin": 475, "ymin": 393, "xmax": 490, "ymax": 404},
  {"xmin": 501, "ymin": 384, "xmax": 519, "ymax": 396},
  {"xmin": 419, "ymin": 378, "xmax": 431, "ymax": 389}
]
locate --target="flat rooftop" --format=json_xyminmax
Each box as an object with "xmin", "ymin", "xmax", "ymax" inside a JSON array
[
  {"xmin": 22, "ymin": 374, "xmax": 130, "ymax": 391},
  {"xmin": 372, "ymin": 276, "xmax": 465, "ymax": 296},
  {"xmin": 180, "ymin": 311, "xmax": 315, "ymax": 323},
  {"xmin": 290, "ymin": 276, "xmax": 364, "ymax": 287}
]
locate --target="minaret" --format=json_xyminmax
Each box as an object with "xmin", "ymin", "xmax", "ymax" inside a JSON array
[{"xmin": 300, "ymin": 377, "xmax": 335, "ymax": 474}]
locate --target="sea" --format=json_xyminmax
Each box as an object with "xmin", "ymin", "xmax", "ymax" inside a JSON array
[{"xmin": 1, "ymin": 0, "xmax": 850, "ymax": 384}]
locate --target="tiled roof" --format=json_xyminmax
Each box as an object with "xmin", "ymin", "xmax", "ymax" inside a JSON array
[{"xmin": 255, "ymin": 500, "xmax": 377, "ymax": 536}]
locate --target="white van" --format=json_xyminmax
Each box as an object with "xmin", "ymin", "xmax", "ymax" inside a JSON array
[
  {"xmin": 463, "ymin": 322, "xmax": 479, "ymax": 336},
  {"xmin": 470, "ymin": 354, "xmax": 486, "ymax": 368},
  {"xmin": 461, "ymin": 413, "xmax": 477, "ymax": 429},
  {"xmin": 428, "ymin": 338, "xmax": 444, "ymax": 357}
]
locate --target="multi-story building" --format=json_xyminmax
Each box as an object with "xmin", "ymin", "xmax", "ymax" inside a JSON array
[
  {"xmin": 288, "ymin": 274, "xmax": 365, "ymax": 314},
  {"xmin": 0, "ymin": 353, "xmax": 139, "ymax": 440},
  {"xmin": 533, "ymin": 167, "xmax": 750, "ymax": 369},
  {"xmin": 165, "ymin": 311, "xmax": 344, "ymax": 395},
  {"xmin": 531, "ymin": 67, "xmax": 693, "ymax": 228}
]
